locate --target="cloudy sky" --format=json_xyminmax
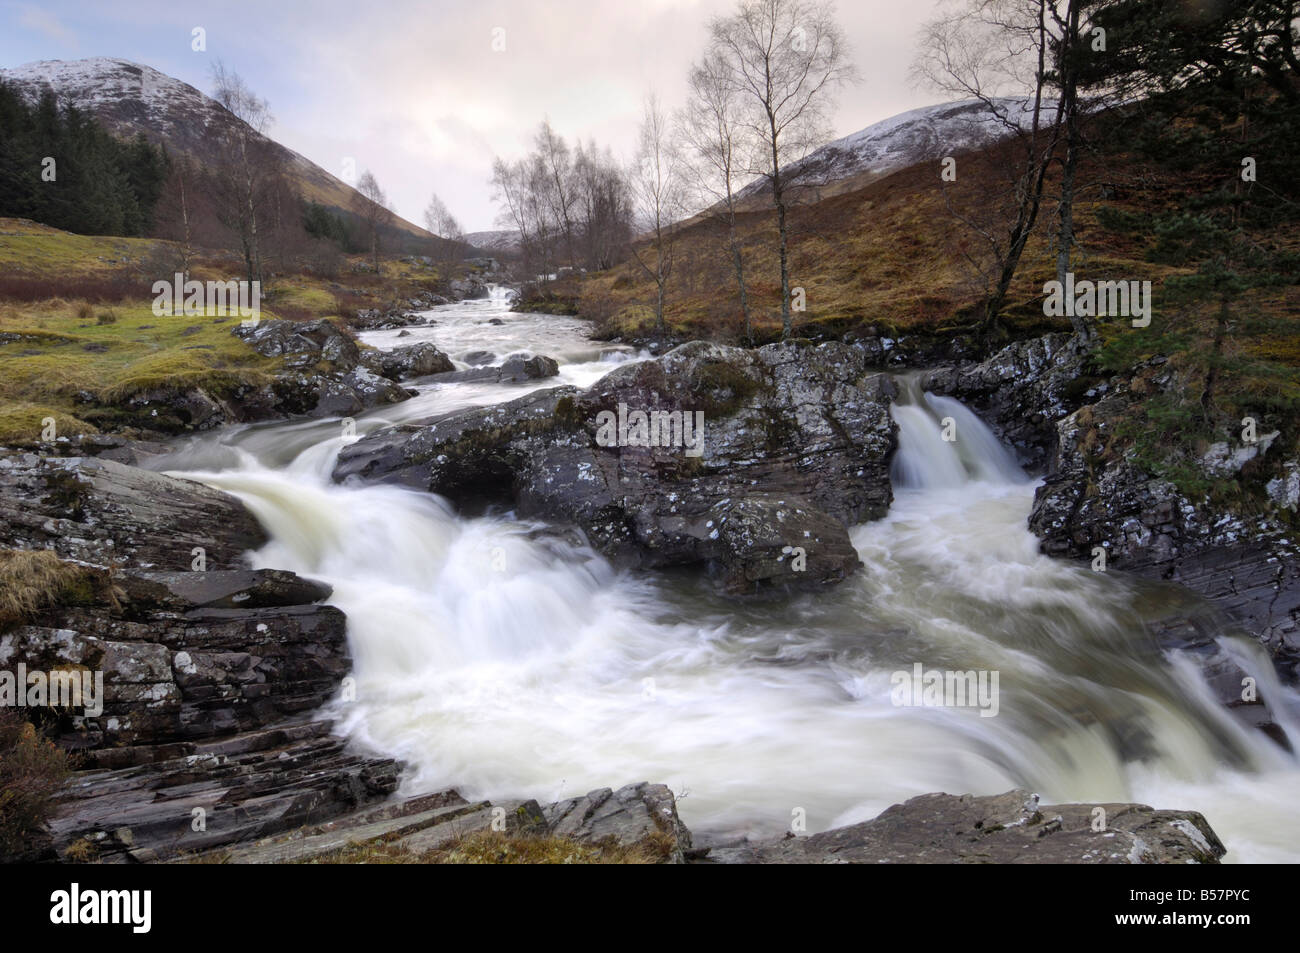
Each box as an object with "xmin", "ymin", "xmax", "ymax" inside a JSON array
[{"xmin": 0, "ymin": 0, "xmax": 946, "ymax": 232}]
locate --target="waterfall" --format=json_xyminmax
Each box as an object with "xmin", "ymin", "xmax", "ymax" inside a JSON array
[
  {"xmin": 889, "ymin": 376, "xmax": 1029, "ymax": 489},
  {"xmin": 162, "ymin": 307, "xmax": 1300, "ymax": 862}
]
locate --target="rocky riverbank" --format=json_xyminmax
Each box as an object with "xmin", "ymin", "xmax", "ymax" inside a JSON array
[{"xmin": 3, "ymin": 322, "xmax": 1295, "ymax": 864}]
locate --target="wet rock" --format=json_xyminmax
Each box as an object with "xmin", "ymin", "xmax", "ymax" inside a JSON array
[
  {"xmin": 347, "ymin": 308, "xmax": 429, "ymax": 331},
  {"xmin": 376, "ymin": 342, "xmax": 455, "ymax": 381},
  {"xmin": 210, "ymin": 781, "xmax": 690, "ymax": 864},
  {"xmin": 335, "ymin": 339, "xmax": 896, "ymax": 593},
  {"xmin": 118, "ymin": 569, "xmax": 332, "ymax": 611},
  {"xmin": 0, "ymin": 452, "xmax": 266, "ymax": 569},
  {"xmin": 427, "ymin": 353, "xmax": 561, "ymax": 386},
  {"xmin": 1025, "ymin": 371, "xmax": 1300, "ymax": 687},
  {"xmin": 922, "ymin": 332, "xmax": 1091, "ymax": 471},
  {"xmin": 499, "ymin": 353, "xmax": 559, "ymax": 381},
  {"xmin": 702, "ymin": 790, "xmax": 1226, "ymax": 864},
  {"xmin": 545, "ymin": 782, "xmax": 692, "ymax": 862},
  {"xmin": 46, "ymin": 719, "xmax": 400, "ymax": 863},
  {"xmin": 463, "ymin": 350, "xmax": 496, "ymax": 366}
]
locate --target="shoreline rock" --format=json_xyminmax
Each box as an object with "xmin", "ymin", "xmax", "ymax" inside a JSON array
[{"xmin": 333, "ymin": 339, "xmax": 897, "ymax": 595}]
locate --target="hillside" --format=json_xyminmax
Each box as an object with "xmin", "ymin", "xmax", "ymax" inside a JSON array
[
  {"xmin": 734, "ymin": 96, "xmax": 1048, "ymax": 207},
  {"xmin": 0, "ymin": 57, "xmax": 434, "ymax": 245}
]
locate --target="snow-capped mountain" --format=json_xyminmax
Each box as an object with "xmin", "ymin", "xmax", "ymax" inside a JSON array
[
  {"xmin": 738, "ymin": 96, "xmax": 1054, "ymax": 201},
  {"xmin": 463, "ymin": 229, "xmax": 522, "ymax": 253},
  {"xmin": 0, "ymin": 57, "xmax": 430, "ymax": 240}
]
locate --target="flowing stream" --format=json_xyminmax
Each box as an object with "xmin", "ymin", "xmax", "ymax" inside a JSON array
[{"xmin": 156, "ymin": 289, "xmax": 1300, "ymax": 862}]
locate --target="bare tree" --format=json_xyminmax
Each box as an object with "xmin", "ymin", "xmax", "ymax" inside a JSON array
[
  {"xmin": 914, "ymin": 0, "xmax": 1102, "ymax": 337},
  {"xmin": 491, "ymin": 156, "xmax": 534, "ymax": 270},
  {"xmin": 680, "ymin": 51, "xmax": 756, "ymax": 340},
  {"xmin": 352, "ymin": 170, "xmax": 390, "ymax": 273},
  {"xmin": 629, "ymin": 94, "xmax": 685, "ymax": 335},
  {"xmin": 535, "ymin": 120, "xmax": 579, "ymax": 270},
  {"xmin": 710, "ymin": 0, "xmax": 855, "ymax": 338},
  {"xmin": 209, "ymin": 61, "xmax": 278, "ymax": 284},
  {"xmin": 423, "ymin": 192, "xmax": 464, "ymax": 261},
  {"xmin": 153, "ymin": 156, "xmax": 201, "ymax": 279},
  {"xmin": 574, "ymin": 140, "xmax": 632, "ymax": 271}
]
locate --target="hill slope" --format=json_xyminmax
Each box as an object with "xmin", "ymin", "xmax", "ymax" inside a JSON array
[
  {"xmin": 737, "ymin": 97, "xmax": 1049, "ymax": 205},
  {"xmin": 0, "ymin": 57, "xmax": 432, "ymax": 242}
]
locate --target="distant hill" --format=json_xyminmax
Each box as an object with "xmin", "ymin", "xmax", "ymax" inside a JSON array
[
  {"xmin": 0, "ymin": 57, "xmax": 436, "ymax": 245},
  {"xmin": 463, "ymin": 229, "xmax": 521, "ymax": 254},
  {"xmin": 736, "ymin": 97, "xmax": 1051, "ymax": 205}
]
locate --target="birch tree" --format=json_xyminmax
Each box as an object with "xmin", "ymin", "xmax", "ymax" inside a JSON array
[
  {"xmin": 629, "ymin": 94, "xmax": 685, "ymax": 335},
  {"xmin": 680, "ymin": 51, "xmax": 756, "ymax": 340},
  {"xmin": 710, "ymin": 0, "xmax": 855, "ymax": 338}
]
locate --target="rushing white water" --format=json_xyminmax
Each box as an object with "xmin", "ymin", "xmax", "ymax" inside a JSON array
[{"xmin": 160, "ymin": 289, "xmax": 1300, "ymax": 862}]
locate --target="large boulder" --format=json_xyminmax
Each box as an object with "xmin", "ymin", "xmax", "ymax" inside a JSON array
[
  {"xmin": 703, "ymin": 789, "xmax": 1226, "ymax": 864},
  {"xmin": 374, "ymin": 342, "xmax": 455, "ymax": 381},
  {"xmin": 427, "ymin": 352, "xmax": 560, "ymax": 385},
  {"xmin": 334, "ymin": 340, "xmax": 897, "ymax": 594},
  {"xmin": 0, "ymin": 452, "xmax": 266, "ymax": 569}
]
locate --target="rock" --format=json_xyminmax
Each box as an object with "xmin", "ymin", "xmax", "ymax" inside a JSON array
[
  {"xmin": 1024, "ymin": 366, "xmax": 1300, "ymax": 690},
  {"xmin": 347, "ymin": 308, "xmax": 428, "ymax": 331},
  {"xmin": 463, "ymin": 350, "xmax": 496, "ymax": 366},
  {"xmin": 117, "ymin": 569, "xmax": 332, "ymax": 611},
  {"xmin": 0, "ymin": 456, "xmax": 357, "ymax": 751},
  {"xmin": 334, "ymin": 340, "xmax": 897, "ymax": 593},
  {"xmin": 235, "ymin": 318, "xmax": 359, "ymax": 369},
  {"xmin": 499, "ymin": 353, "xmax": 559, "ymax": 381},
  {"xmin": 1267, "ymin": 461, "xmax": 1300, "ymax": 511},
  {"xmin": 46, "ymin": 719, "xmax": 400, "ymax": 863},
  {"xmin": 7, "ymin": 582, "xmax": 351, "ymax": 750},
  {"xmin": 1201, "ymin": 432, "xmax": 1278, "ymax": 478},
  {"xmin": 702, "ymin": 790, "xmax": 1226, "ymax": 864},
  {"xmin": 449, "ymin": 276, "xmax": 490, "ymax": 300},
  {"xmin": 377, "ymin": 342, "xmax": 455, "ymax": 381},
  {"xmin": 0, "ymin": 452, "xmax": 266, "ymax": 569},
  {"xmin": 545, "ymin": 783, "xmax": 692, "ymax": 863},
  {"xmin": 208, "ymin": 780, "xmax": 690, "ymax": 864},
  {"xmin": 1142, "ymin": 544, "xmax": 1300, "ymax": 687},
  {"xmin": 923, "ymin": 332, "xmax": 1091, "ymax": 470},
  {"xmin": 425, "ymin": 353, "xmax": 560, "ymax": 386}
]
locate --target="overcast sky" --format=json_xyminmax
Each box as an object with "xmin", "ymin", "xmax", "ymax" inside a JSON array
[{"xmin": 1, "ymin": 0, "xmax": 947, "ymax": 232}]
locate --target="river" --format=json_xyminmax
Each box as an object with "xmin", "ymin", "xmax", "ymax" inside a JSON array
[{"xmin": 152, "ymin": 287, "xmax": 1300, "ymax": 863}]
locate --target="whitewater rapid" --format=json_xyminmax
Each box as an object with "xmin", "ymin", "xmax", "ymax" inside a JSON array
[{"xmin": 159, "ymin": 290, "xmax": 1300, "ymax": 862}]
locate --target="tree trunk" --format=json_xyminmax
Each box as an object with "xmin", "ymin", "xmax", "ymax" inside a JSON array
[
  {"xmin": 768, "ymin": 110, "xmax": 792, "ymax": 339},
  {"xmin": 1056, "ymin": 1, "xmax": 1088, "ymax": 339}
]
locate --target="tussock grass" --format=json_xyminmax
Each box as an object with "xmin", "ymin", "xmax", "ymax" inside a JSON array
[
  {"xmin": 0, "ymin": 549, "xmax": 101, "ymax": 629},
  {"xmin": 0, "ymin": 405, "xmax": 97, "ymax": 445}
]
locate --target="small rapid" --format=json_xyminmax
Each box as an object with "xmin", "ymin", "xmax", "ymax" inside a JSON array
[{"xmin": 159, "ymin": 292, "xmax": 1300, "ymax": 862}]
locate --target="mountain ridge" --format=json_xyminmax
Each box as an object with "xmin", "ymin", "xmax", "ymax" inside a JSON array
[{"xmin": 0, "ymin": 56, "xmax": 433, "ymax": 243}]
